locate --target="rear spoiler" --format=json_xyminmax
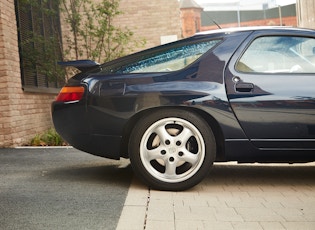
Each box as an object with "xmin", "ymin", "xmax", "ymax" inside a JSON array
[{"xmin": 58, "ymin": 60, "xmax": 101, "ymax": 72}]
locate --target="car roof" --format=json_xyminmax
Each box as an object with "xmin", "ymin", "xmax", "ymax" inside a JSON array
[{"xmin": 195, "ymin": 26, "xmax": 315, "ymax": 36}]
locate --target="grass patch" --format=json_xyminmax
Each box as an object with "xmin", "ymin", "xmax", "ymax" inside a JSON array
[{"xmin": 30, "ymin": 128, "xmax": 67, "ymax": 146}]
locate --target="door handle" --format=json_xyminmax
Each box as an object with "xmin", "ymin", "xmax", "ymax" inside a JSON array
[{"xmin": 235, "ymin": 82, "xmax": 254, "ymax": 92}]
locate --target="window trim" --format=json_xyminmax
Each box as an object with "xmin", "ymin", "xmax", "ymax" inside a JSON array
[
  {"xmin": 15, "ymin": 0, "xmax": 64, "ymax": 94},
  {"xmin": 100, "ymin": 37, "xmax": 223, "ymax": 75}
]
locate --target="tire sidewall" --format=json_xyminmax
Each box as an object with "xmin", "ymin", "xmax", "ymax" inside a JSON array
[{"xmin": 129, "ymin": 109, "xmax": 216, "ymax": 191}]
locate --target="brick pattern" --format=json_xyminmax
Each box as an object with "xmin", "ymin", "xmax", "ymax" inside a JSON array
[
  {"xmin": 115, "ymin": 0, "xmax": 181, "ymax": 50},
  {"xmin": 0, "ymin": 0, "xmax": 55, "ymax": 147},
  {"xmin": 1, "ymin": 0, "xmax": 181, "ymax": 147},
  {"xmin": 181, "ymin": 8, "xmax": 202, "ymax": 38},
  {"xmin": 117, "ymin": 163, "xmax": 315, "ymax": 230},
  {"xmin": 60, "ymin": 0, "xmax": 181, "ymax": 58}
]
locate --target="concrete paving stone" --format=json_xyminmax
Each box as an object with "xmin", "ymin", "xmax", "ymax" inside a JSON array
[
  {"xmin": 280, "ymin": 200, "xmax": 315, "ymax": 209},
  {"xmin": 150, "ymin": 190, "xmax": 174, "ymax": 201},
  {"xmin": 145, "ymin": 220, "xmax": 175, "ymax": 230},
  {"xmin": 247, "ymin": 191, "xmax": 284, "ymax": 198},
  {"xmin": 182, "ymin": 197, "xmax": 210, "ymax": 207},
  {"xmin": 280, "ymin": 190, "xmax": 310, "ymax": 198},
  {"xmin": 116, "ymin": 178, "xmax": 147, "ymax": 230},
  {"xmin": 263, "ymin": 195, "xmax": 302, "ymax": 204},
  {"xmin": 123, "ymin": 179, "xmax": 148, "ymax": 206},
  {"xmin": 206, "ymin": 199, "xmax": 228, "ymax": 208},
  {"xmin": 173, "ymin": 205, "xmax": 192, "ymax": 220},
  {"xmin": 147, "ymin": 198, "xmax": 174, "ymax": 208},
  {"xmin": 259, "ymin": 221, "xmax": 286, "ymax": 230},
  {"xmin": 232, "ymin": 221, "xmax": 263, "ymax": 230},
  {"xmin": 202, "ymin": 221, "xmax": 234, "ymax": 230},
  {"xmin": 217, "ymin": 194, "xmax": 242, "ymax": 203},
  {"xmin": 172, "ymin": 192, "xmax": 203, "ymax": 207},
  {"xmin": 281, "ymin": 222, "xmax": 315, "ymax": 230},
  {"xmin": 273, "ymin": 208, "xmax": 308, "ymax": 221},
  {"xmin": 214, "ymin": 207, "xmax": 244, "ymax": 222},
  {"xmin": 195, "ymin": 192, "xmax": 221, "ymax": 201},
  {"xmin": 189, "ymin": 206, "xmax": 217, "ymax": 220},
  {"xmin": 175, "ymin": 220, "xmax": 208, "ymax": 230},
  {"xmin": 298, "ymin": 195, "xmax": 315, "ymax": 202},
  {"xmin": 198, "ymin": 183, "xmax": 226, "ymax": 193},
  {"xmin": 301, "ymin": 208, "xmax": 315, "ymax": 221},
  {"xmin": 221, "ymin": 185, "xmax": 243, "ymax": 192},
  {"xmin": 174, "ymin": 205, "xmax": 217, "ymax": 222},
  {"xmin": 259, "ymin": 185, "xmax": 297, "ymax": 193},
  {"xmin": 116, "ymin": 206, "xmax": 146, "ymax": 230},
  {"xmin": 226, "ymin": 198, "xmax": 265, "ymax": 208},
  {"xmin": 261, "ymin": 200, "xmax": 285, "ymax": 209},
  {"xmin": 298, "ymin": 187, "xmax": 315, "ymax": 196},
  {"xmin": 235, "ymin": 207, "xmax": 285, "ymax": 222},
  {"xmin": 230, "ymin": 191, "xmax": 251, "ymax": 198},
  {"xmin": 237, "ymin": 185, "xmax": 264, "ymax": 193},
  {"xmin": 173, "ymin": 190, "xmax": 200, "ymax": 199},
  {"xmin": 147, "ymin": 205, "xmax": 174, "ymax": 221}
]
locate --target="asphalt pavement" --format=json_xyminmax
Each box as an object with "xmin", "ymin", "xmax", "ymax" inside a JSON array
[
  {"xmin": 0, "ymin": 147, "xmax": 132, "ymax": 230},
  {"xmin": 1, "ymin": 148, "xmax": 315, "ymax": 230}
]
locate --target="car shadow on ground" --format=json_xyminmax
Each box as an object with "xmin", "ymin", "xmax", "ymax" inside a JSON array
[
  {"xmin": 202, "ymin": 162, "xmax": 315, "ymax": 187},
  {"xmin": 44, "ymin": 160, "xmax": 133, "ymax": 187},
  {"xmin": 46, "ymin": 159, "xmax": 315, "ymax": 191}
]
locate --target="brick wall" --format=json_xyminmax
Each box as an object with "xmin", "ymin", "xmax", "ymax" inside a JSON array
[
  {"xmin": 0, "ymin": 0, "xmax": 55, "ymax": 147},
  {"xmin": 0, "ymin": 0, "xmax": 181, "ymax": 147},
  {"xmin": 60, "ymin": 0, "xmax": 181, "ymax": 59},
  {"xmin": 180, "ymin": 8, "xmax": 202, "ymax": 38},
  {"xmin": 115, "ymin": 0, "xmax": 181, "ymax": 50}
]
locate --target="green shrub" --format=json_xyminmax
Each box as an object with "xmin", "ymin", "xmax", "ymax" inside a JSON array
[{"xmin": 30, "ymin": 128, "xmax": 67, "ymax": 146}]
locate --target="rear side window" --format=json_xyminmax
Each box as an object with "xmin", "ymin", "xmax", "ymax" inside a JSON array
[
  {"xmin": 101, "ymin": 39, "xmax": 220, "ymax": 74},
  {"xmin": 236, "ymin": 36, "xmax": 315, "ymax": 74}
]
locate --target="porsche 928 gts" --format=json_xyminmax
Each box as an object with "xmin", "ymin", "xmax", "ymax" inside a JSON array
[{"xmin": 52, "ymin": 27, "xmax": 315, "ymax": 190}]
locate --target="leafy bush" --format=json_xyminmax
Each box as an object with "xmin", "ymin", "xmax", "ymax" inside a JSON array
[{"xmin": 30, "ymin": 128, "xmax": 67, "ymax": 146}]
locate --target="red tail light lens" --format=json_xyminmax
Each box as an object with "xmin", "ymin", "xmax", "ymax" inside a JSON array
[{"xmin": 56, "ymin": 86, "xmax": 85, "ymax": 102}]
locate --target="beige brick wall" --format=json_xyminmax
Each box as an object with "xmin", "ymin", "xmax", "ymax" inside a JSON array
[
  {"xmin": 115, "ymin": 0, "xmax": 181, "ymax": 50},
  {"xmin": 60, "ymin": 0, "xmax": 181, "ymax": 59},
  {"xmin": 0, "ymin": 0, "xmax": 55, "ymax": 147}
]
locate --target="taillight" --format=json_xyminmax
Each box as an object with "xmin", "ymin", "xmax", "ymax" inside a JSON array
[{"xmin": 56, "ymin": 86, "xmax": 85, "ymax": 102}]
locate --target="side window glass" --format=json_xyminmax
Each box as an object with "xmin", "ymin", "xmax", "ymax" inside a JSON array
[
  {"xmin": 118, "ymin": 40, "xmax": 220, "ymax": 73},
  {"xmin": 236, "ymin": 36, "xmax": 315, "ymax": 73}
]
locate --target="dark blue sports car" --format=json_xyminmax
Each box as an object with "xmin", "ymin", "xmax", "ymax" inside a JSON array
[{"xmin": 52, "ymin": 27, "xmax": 315, "ymax": 190}]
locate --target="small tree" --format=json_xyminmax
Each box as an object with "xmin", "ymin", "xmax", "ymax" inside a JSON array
[{"xmin": 61, "ymin": 0, "xmax": 145, "ymax": 63}]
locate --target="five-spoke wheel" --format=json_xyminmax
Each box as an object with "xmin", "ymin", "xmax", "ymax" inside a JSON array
[{"xmin": 129, "ymin": 109, "xmax": 216, "ymax": 191}]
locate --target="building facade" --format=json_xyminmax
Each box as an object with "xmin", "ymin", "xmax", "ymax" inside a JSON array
[
  {"xmin": 0, "ymin": 0, "xmax": 181, "ymax": 147},
  {"xmin": 180, "ymin": 2, "xmax": 297, "ymax": 37},
  {"xmin": 296, "ymin": 0, "xmax": 315, "ymax": 29},
  {"xmin": 180, "ymin": 0, "xmax": 203, "ymax": 38},
  {"xmin": 0, "ymin": 0, "xmax": 55, "ymax": 147}
]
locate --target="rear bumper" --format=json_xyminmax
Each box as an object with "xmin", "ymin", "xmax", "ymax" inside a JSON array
[{"xmin": 51, "ymin": 101, "xmax": 122, "ymax": 160}]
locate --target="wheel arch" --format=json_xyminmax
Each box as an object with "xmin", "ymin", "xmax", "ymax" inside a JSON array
[{"xmin": 120, "ymin": 106, "xmax": 226, "ymax": 161}]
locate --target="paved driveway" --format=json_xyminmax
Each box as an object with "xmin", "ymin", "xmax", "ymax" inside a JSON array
[
  {"xmin": 1, "ymin": 148, "xmax": 315, "ymax": 230},
  {"xmin": 118, "ymin": 162, "xmax": 315, "ymax": 230},
  {"xmin": 0, "ymin": 148, "xmax": 132, "ymax": 230}
]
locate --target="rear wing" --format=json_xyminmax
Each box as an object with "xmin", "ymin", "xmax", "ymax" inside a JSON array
[{"xmin": 58, "ymin": 60, "xmax": 101, "ymax": 72}]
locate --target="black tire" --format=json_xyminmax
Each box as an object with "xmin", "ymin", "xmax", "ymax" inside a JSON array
[{"xmin": 129, "ymin": 109, "xmax": 216, "ymax": 191}]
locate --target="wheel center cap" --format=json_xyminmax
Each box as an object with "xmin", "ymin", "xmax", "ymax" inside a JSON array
[{"xmin": 169, "ymin": 147, "xmax": 177, "ymax": 154}]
